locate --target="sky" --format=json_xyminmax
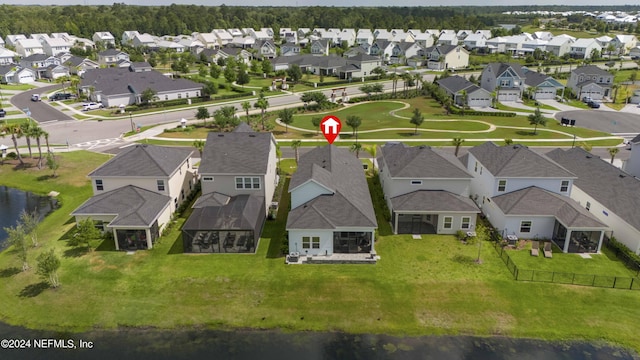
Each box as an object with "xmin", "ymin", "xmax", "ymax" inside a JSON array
[{"xmin": 0, "ymin": 0, "xmax": 636, "ymax": 6}]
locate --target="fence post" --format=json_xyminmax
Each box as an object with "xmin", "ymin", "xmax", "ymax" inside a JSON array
[{"xmin": 613, "ymin": 277, "xmax": 617, "ymax": 289}]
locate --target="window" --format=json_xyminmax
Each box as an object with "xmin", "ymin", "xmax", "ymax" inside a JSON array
[
  {"xmin": 203, "ymin": 176, "xmax": 214, "ymax": 181},
  {"xmin": 520, "ymin": 221, "xmax": 532, "ymax": 233},
  {"xmin": 177, "ymin": 93, "xmax": 182, "ymax": 99},
  {"xmin": 461, "ymin": 217, "xmax": 471, "ymax": 229},
  {"xmin": 410, "ymin": 180, "xmax": 422, "ymax": 185},
  {"xmin": 95, "ymin": 179, "xmax": 104, "ymax": 191},
  {"xmin": 181, "ymin": 189, "xmax": 185, "ymax": 200},
  {"xmin": 474, "ymin": 161, "xmax": 478, "ymax": 172},
  {"xmin": 157, "ymin": 180, "xmax": 165, "ymax": 191},
  {"xmin": 235, "ymin": 177, "xmax": 261, "ymax": 190},
  {"xmin": 498, "ymin": 180, "xmax": 507, "ymax": 192},
  {"xmin": 302, "ymin": 236, "xmax": 320, "ymax": 249},
  {"xmin": 586, "ymin": 201, "xmax": 591, "ymax": 211},
  {"xmin": 443, "ymin": 216, "xmax": 453, "ymax": 229},
  {"xmin": 500, "ymin": 79, "xmax": 510, "ymax": 87},
  {"xmin": 174, "ymin": 198, "xmax": 178, "ymax": 207},
  {"xmin": 560, "ymin": 180, "xmax": 569, "ymax": 192}
]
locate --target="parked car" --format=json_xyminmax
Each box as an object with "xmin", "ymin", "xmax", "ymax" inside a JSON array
[
  {"xmin": 82, "ymin": 102, "xmax": 104, "ymax": 111},
  {"xmin": 587, "ymin": 101, "xmax": 601, "ymax": 109},
  {"xmin": 31, "ymin": 94, "xmax": 42, "ymax": 101},
  {"xmin": 582, "ymin": 96, "xmax": 592, "ymax": 103},
  {"xmin": 49, "ymin": 93, "xmax": 73, "ymax": 101},
  {"xmin": 0, "ymin": 109, "xmax": 5, "ymax": 118}
]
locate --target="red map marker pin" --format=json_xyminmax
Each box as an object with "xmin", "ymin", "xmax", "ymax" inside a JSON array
[{"xmin": 320, "ymin": 115, "xmax": 342, "ymax": 144}]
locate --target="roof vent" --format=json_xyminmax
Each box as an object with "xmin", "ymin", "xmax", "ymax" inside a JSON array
[
  {"xmin": 619, "ymin": 174, "xmax": 626, "ymax": 178},
  {"xmin": 249, "ymin": 134, "xmax": 256, "ymax": 137},
  {"xmin": 586, "ymin": 155, "xmax": 592, "ymax": 159},
  {"xmin": 418, "ymin": 145, "xmax": 426, "ymax": 149},
  {"xmin": 218, "ymin": 134, "xmax": 224, "ymax": 137}
]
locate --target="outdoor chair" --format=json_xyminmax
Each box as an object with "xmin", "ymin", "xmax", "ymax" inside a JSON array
[
  {"xmin": 543, "ymin": 242, "xmax": 553, "ymax": 258},
  {"xmin": 530, "ymin": 241, "xmax": 539, "ymax": 257}
]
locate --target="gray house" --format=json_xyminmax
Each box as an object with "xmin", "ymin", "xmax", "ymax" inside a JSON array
[
  {"xmin": 567, "ymin": 65, "xmax": 613, "ymax": 101},
  {"xmin": 480, "ymin": 62, "xmax": 526, "ymax": 101},
  {"xmin": 182, "ymin": 124, "xmax": 278, "ymax": 253},
  {"xmin": 436, "ymin": 75, "xmax": 492, "ymax": 108},
  {"xmin": 286, "ymin": 145, "xmax": 377, "ymax": 256},
  {"xmin": 378, "ymin": 143, "xmax": 479, "ymax": 234}
]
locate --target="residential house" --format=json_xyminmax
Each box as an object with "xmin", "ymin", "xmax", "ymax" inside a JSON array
[
  {"xmin": 629, "ymin": 46, "xmax": 640, "ymax": 59},
  {"xmin": 623, "ymin": 133, "xmax": 640, "ymax": 177},
  {"xmin": 480, "ymin": 62, "xmax": 526, "ymax": 101},
  {"xmin": 437, "ymin": 33, "xmax": 458, "ymax": 46},
  {"xmin": 42, "ymin": 37, "xmax": 72, "ymax": 57},
  {"xmin": 15, "ymin": 39, "xmax": 44, "ymax": 57},
  {"xmin": 297, "ymin": 28, "xmax": 311, "ymax": 42},
  {"xmin": 213, "ymin": 29, "xmax": 233, "ymax": 46},
  {"xmin": 19, "ymin": 54, "xmax": 60, "ymax": 79},
  {"xmin": 98, "ymin": 49, "xmax": 130, "ymax": 67},
  {"xmin": 72, "ymin": 144, "xmax": 196, "ymax": 250},
  {"xmin": 338, "ymin": 53, "xmax": 382, "ymax": 79},
  {"xmin": 80, "ymin": 67, "xmax": 203, "ymax": 107},
  {"xmin": 249, "ymin": 29, "xmax": 272, "ymax": 41},
  {"xmin": 547, "ymin": 147, "xmax": 640, "ymax": 254},
  {"xmin": 156, "ymin": 40, "xmax": 186, "ymax": 53},
  {"xmin": 195, "ymin": 32, "xmax": 218, "ymax": 49},
  {"xmin": 282, "ymin": 29, "xmax": 298, "ymax": 44},
  {"xmin": 595, "ymin": 35, "xmax": 613, "ymax": 49},
  {"xmin": 466, "ymin": 142, "xmax": 607, "ymax": 253},
  {"xmin": 230, "ymin": 36, "xmax": 255, "ymax": 49},
  {"xmin": 424, "ymin": 45, "xmax": 469, "ymax": 70},
  {"xmin": 463, "ymin": 33, "xmax": 487, "ymax": 50},
  {"xmin": 0, "ymin": 65, "xmax": 37, "ymax": 84},
  {"xmin": 182, "ymin": 124, "xmax": 278, "ymax": 253},
  {"xmin": 218, "ymin": 47, "xmax": 251, "ymax": 64},
  {"xmin": 310, "ymin": 39, "xmax": 330, "ymax": 56},
  {"xmin": 64, "ymin": 55, "xmax": 99, "ymax": 76},
  {"xmin": 369, "ymin": 40, "xmax": 395, "ymax": 62},
  {"xmin": 30, "ymin": 33, "xmax": 50, "ymax": 43},
  {"xmin": 485, "ymin": 36, "xmax": 508, "ymax": 53},
  {"xmin": 286, "ymin": 145, "xmax": 377, "ymax": 256},
  {"xmin": 129, "ymin": 62, "xmax": 153, "ymax": 72},
  {"xmin": 545, "ymin": 36, "xmax": 573, "ymax": 58},
  {"xmin": 338, "ymin": 29, "xmax": 357, "ymax": 47},
  {"xmin": 391, "ymin": 31, "xmax": 415, "ymax": 43},
  {"xmin": 253, "ymin": 39, "xmax": 277, "ymax": 59},
  {"xmin": 92, "ymin": 32, "xmax": 116, "ymax": 47},
  {"xmin": 179, "ymin": 38, "xmax": 205, "ymax": 53},
  {"xmin": 390, "ymin": 42, "xmax": 424, "ymax": 65},
  {"xmin": 356, "ymin": 29, "xmax": 373, "ymax": 46},
  {"xmin": 317, "ymin": 30, "xmax": 338, "ymax": 46},
  {"xmin": 567, "ymin": 65, "xmax": 613, "ymax": 101},
  {"xmin": 519, "ymin": 39, "xmax": 548, "ymax": 57},
  {"xmin": 456, "ymin": 30, "xmax": 473, "ymax": 42},
  {"xmin": 436, "ymin": 75, "xmax": 492, "ymax": 107},
  {"xmin": 533, "ymin": 31, "xmax": 554, "ymax": 41},
  {"xmin": 522, "ymin": 69, "xmax": 564, "ymax": 100},
  {"xmin": 475, "ymin": 30, "xmax": 492, "ymax": 39},
  {"xmin": 378, "ymin": 143, "xmax": 479, "ymax": 234},
  {"xmin": 121, "ymin": 31, "xmax": 140, "ymax": 46},
  {"xmin": 5, "ymin": 34, "xmax": 26, "ymax": 48},
  {"xmin": 227, "ymin": 28, "xmax": 243, "ymax": 38},
  {"xmin": 503, "ymin": 34, "xmax": 530, "ymax": 55},
  {"xmin": 569, "ymin": 38, "xmax": 602, "ymax": 59},
  {"xmin": 43, "ymin": 64, "xmax": 69, "ymax": 80},
  {"xmin": 343, "ymin": 45, "xmax": 370, "ymax": 58},
  {"xmin": 374, "ymin": 29, "xmax": 392, "ymax": 41},
  {"xmin": 611, "ymin": 34, "xmax": 638, "ymax": 55},
  {"xmin": 281, "ymin": 42, "xmax": 301, "ymax": 57},
  {"xmin": 413, "ymin": 32, "xmax": 435, "ymax": 48},
  {"xmin": 0, "ymin": 47, "xmax": 17, "ymax": 65},
  {"xmin": 132, "ymin": 33, "xmax": 157, "ymax": 49}
]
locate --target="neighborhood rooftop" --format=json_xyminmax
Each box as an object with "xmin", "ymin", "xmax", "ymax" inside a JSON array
[
  {"xmin": 89, "ymin": 144, "xmax": 193, "ymax": 177},
  {"xmin": 379, "ymin": 142, "xmax": 471, "ymax": 179},
  {"xmin": 198, "ymin": 126, "xmax": 274, "ymax": 175}
]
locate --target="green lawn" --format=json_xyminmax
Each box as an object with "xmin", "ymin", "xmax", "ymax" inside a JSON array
[
  {"xmin": 495, "ymin": 102, "xmax": 535, "ymax": 113},
  {"xmin": 521, "ymin": 99, "xmax": 559, "ymax": 111},
  {"xmin": 0, "ymin": 84, "xmax": 36, "ymax": 91},
  {"xmin": 2, "ymin": 153, "xmax": 640, "ymax": 352}
]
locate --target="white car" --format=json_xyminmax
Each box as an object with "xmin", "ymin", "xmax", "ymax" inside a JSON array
[{"xmin": 82, "ymin": 102, "xmax": 104, "ymax": 111}]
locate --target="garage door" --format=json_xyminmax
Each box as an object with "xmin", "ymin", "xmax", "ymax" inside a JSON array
[
  {"xmin": 468, "ymin": 98, "xmax": 491, "ymax": 107},
  {"xmin": 498, "ymin": 91, "xmax": 519, "ymax": 101},
  {"xmin": 535, "ymin": 89, "xmax": 555, "ymax": 99}
]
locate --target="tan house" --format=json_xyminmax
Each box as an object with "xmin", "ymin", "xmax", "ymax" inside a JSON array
[{"xmin": 424, "ymin": 45, "xmax": 469, "ymax": 70}]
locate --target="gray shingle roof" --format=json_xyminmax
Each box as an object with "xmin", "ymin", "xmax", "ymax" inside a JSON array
[
  {"xmin": 71, "ymin": 185, "xmax": 171, "ymax": 227},
  {"xmin": 198, "ymin": 128, "xmax": 274, "ymax": 175},
  {"xmin": 486, "ymin": 62, "xmax": 526, "ymax": 79},
  {"xmin": 391, "ymin": 190, "xmax": 480, "ymax": 213},
  {"xmin": 523, "ymin": 70, "xmax": 554, "ymax": 87},
  {"xmin": 182, "ymin": 194, "xmax": 264, "ymax": 231},
  {"xmin": 99, "ymin": 49, "xmax": 126, "ymax": 56},
  {"xmin": 492, "ymin": 186, "xmax": 607, "ymax": 228},
  {"xmin": 546, "ymin": 147, "xmax": 640, "ymax": 232},
  {"xmin": 379, "ymin": 142, "xmax": 472, "ymax": 179},
  {"xmin": 631, "ymin": 133, "xmax": 640, "ymax": 144},
  {"xmin": 436, "ymin": 75, "xmax": 478, "ymax": 94},
  {"xmin": 468, "ymin": 142, "xmax": 575, "ymax": 178},
  {"xmin": 89, "ymin": 144, "xmax": 192, "ymax": 177},
  {"xmin": 81, "ymin": 67, "xmax": 203, "ymax": 97},
  {"xmin": 572, "ymin": 65, "xmax": 611, "ymax": 77},
  {"xmin": 287, "ymin": 145, "xmax": 377, "ymax": 229}
]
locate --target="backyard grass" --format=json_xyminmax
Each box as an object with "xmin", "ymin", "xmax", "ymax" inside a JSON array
[
  {"xmin": 1, "ymin": 154, "xmax": 640, "ymax": 352},
  {"xmin": 495, "ymin": 102, "xmax": 534, "ymax": 113},
  {"xmin": 0, "ymin": 83, "xmax": 36, "ymax": 91},
  {"xmin": 521, "ymin": 99, "xmax": 559, "ymax": 111}
]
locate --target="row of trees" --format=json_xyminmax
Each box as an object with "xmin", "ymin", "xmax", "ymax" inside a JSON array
[{"xmin": 0, "ymin": 122, "xmax": 59, "ymax": 173}]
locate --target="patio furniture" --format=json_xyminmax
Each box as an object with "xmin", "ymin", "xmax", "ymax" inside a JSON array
[
  {"xmin": 530, "ymin": 241, "xmax": 539, "ymax": 257},
  {"xmin": 543, "ymin": 242, "xmax": 553, "ymax": 258}
]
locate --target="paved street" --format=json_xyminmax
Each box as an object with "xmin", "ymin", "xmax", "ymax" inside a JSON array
[
  {"xmin": 10, "ymin": 84, "xmax": 74, "ymax": 123},
  {"xmin": 555, "ymin": 110, "xmax": 640, "ymax": 135}
]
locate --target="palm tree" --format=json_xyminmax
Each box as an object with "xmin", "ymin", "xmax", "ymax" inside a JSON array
[
  {"xmin": 1, "ymin": 123, "xmax": 24, "ymax": 166},
  {"xmin": 612, "ymin": 83, "xmax": 620, "ymax": 103},
  {"xmin": 527, "ymin": 107, "xmax": 547, "ymax": 135},
  {"xmin": 366, "ymin": 145, "xmax": 377, "ymax": 172},
  {"xmin": 31, "ymin": 125, "xmax": 46, "ymax": 169},
  {"xmin": 254, "ymin": 93, "xmax": 269, "ymax": 130},
  {"xmin": 241, "ymin": 101, "xmax": 251, "ymax": 123},
  {"xmin": 608, "ymin": 147, "xmax": 620, "ymax": 164},
  {"xmin": 20, "ymin": 122, "xmax": 34, "ymax": 158},
  {"xmin": 43, "ymin": 131, "xmax": 51, "ymax": 154},
  {"xmin": 451, "ymin": 137, "xmax": 465, "ymax": 156},
  {"xmin": 413, "ymin": 72, "xmax": 422, "ymax": 95},
  {"xmin": 192, "ymin": 139, "xmax": 205, "ymax": 157},
  {"xmin": 291, "ymin": 140, "xmax": 302, "ymax": 164},
  {"xmin": 389, "ymin": 72, "xmax": 398, "ymax": 97},
  {"xmin": 350, "ymin": 142, "xmax": 362, "ymax": 158}
]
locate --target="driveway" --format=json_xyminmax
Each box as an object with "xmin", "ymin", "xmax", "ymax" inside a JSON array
[
  {"xmin": 10, "ymin": 84, "xmax": 74, "ymax": 123},
  {"xmin": 555, "ymin": 110, "xmax": 640, "ymax": 135}
]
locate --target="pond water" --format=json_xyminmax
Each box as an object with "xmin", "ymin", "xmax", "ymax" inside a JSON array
[
  {"xmin": 0, "ymin": 186, "xmax": 57, "ymax": 247},
  {"xmin": 0, "ymin": 321, "xmax": 636, "ymax": 360}
]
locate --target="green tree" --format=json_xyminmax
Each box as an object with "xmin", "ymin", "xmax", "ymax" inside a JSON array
[
  {"xmin": 195, "ymin": 106, "xmax": 210, "ymax": 127},
  {"xmin": 350, "ymin": 142, "xmax": 362, "ymax": 158},
  {"xmin": 609, "ymin": 147, "xmax": 620, "ymax": 164},
  {"xmin": 30, "ymin": 125, "xmax": 47, "ymax": 169},
  {"xmin": 409, "ymin": 108, "xmax": 424, "ymax": 135},
  {"xmin": 214, "ymin": 106, "xmax": 237, "ymax": 130},
  {"xmin": 209, "ymin": 63, "xmax": 221, "ymax": 79},
  {"xmin": 346, "ymin": 115, "xmax": 362, "ymax": 138},
  {"xmin": 250, "ymin": 59, "xmax": 260, "ymax": 74},
  {"xmin": 527, "ymin": 107, "xmax": 547, "ymax": 135},
  {"xmin": 140, "ymin": 88, "xmax": 158, "ymax": 105},
  {"xmin": 4, "ymin": 224, "xmax": 29, "ymax": 271},
  {"xmin": 287, "ymin": 64, "xmax": 302, "ymax": 83},
  {"xmin": 365, "ymin": 144, "xmax": 378, "ymax": 172},
  {"xmin": 241, "ymin": 101, "xmax": 251, "ymax": 122},
  {"xmin": 236, "ymin": 69, "xmax": 250, "ymax": 87},
  {"xmin": 452, "ymin": 137, "xmax": 465, "ymax": 157},
  {"xmin": 20, "ymin": 122, "xmax": 34, "ymax": 158},
  {"xmin": 198, "ymin": 64, "xmax": 208, "ymax": 77},
  {"xmin": 20, "ymin": 210, "xmax": 40, "ymax": 248},
  {"xmin": 300, "ymin": 91, "xmax": 327, "ymax": 109},
  {"xmin": 193, "ymin": 139, "xmax": 205, "ymax": 157},
  {"xmin": 224, "ymin": 65, "xmax": 236, "ymax": 84},
  {"xmin": 279, "ymin": 108, "xmax": 295, "ymax": 133},
  {"xmin": 46, "ymin": 153, "xmax": 59, "ymax": 177},
  {"xmin": 1, "ymin": 123, "xmax": 25, "ymax": 166},
  {"xmin": 311, "ymin": 116, "xmax": 321, "ymax": 135},
  {"xmin": 254, "ymin": 93, "xmax": 269, "ymax": 130},
  {"xmin": 69, "ymin": 218, "xmax": 102, "ymax": 250},
  {"xmin": 261, "ymin": 59, "xmax": 272, "ymax": 75},
  {"xmin": 291, "ymin": 139, "xmax": 302, "ymax": 164},
  {"xmin": 36, "ymin": 248, "xmax": 61, "ymax": 288}
]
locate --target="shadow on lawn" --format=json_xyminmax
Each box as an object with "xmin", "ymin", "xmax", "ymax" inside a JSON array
[
  {"xmin": 95, "ymin": 239, "xmax": 116, "ymax": 252},
  {"xmin": 64, "ymin": 246, "xmax": 90, "ymax": 258},
  {"xmin": 36, "ymin": 174, "xmax": 56, "ymax": 181},
  {"xmin": 167, "ymin": 235, "xmax": 184, "ymax": 255},
  {"xmin": 515, "ymin": 130, "xmax": 539, "ymax": 137},
  {"xmin": 19, "ymin": 282, "xmax": 49, "ymax": 298},
  {"xmin": 0, "ymin": 267, "xmax": 21, "ymax": 278},
  {"xmin": 452, "ymin": 254, "xmax": 477, "ymax": 265}
]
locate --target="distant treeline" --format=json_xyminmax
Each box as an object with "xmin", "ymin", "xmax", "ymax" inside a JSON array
[{"xmin": 1, "ymin": 4, "xmax": 639, "ymax": 40}]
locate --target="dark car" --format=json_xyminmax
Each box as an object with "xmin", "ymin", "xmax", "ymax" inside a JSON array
[
  {"xmin": 587, "ymin": 101, "xmax": 601, "ymax": 109},
  {"xmin": 0, "ymin": 109, "xmax": 5, "ymax": 118},
  {"xmin": 49, "ymin": 93, "xmax": 72, "ymax": 101}
]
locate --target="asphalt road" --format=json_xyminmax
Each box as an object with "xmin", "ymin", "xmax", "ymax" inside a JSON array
[
  {"xmin": 555, "ymin": 110, "xmax": 640, "ymax": 134},
  {"xmin": 10, "ymin": 84, "xmax": 74, "ymax": 123}
]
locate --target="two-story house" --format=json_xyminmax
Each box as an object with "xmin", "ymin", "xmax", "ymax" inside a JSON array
[
  {"xmin": 338, "ymin": 53, "xmax": 382, "ymax": 79},
  {"xmin": 195, "ymin": 32, "xmax": 219, "ymax": 49},
  {"xmin": 92, "ymin": 32, "xmax": 116, "ymax": 47},
  {"xmin": 378, "ymin": 143, "xmax": 479, "ymax": 235},
  {"xmin": 15, "ymin": 39, "xmax": 44, "ymax": 58},
  {"xmin": 463, "ymin": 33, "xmax": 487, "ymax": 50},
  {"xmin": 64, "ymin": 55, "xmax": 100, "ymax": 76},
  {"xmin": 389, "ymin": 42, "xmax": 424, "ymax": 65},
  {"xmin": 569, "ymin": 38, "xmax": 602, "ymax": 59},
  {"xmin": 548, "ymin": 147, "xmax": 640, "ymax": 255},
  {"xmin": 567, "ymin": 65, "xmax": 613, "ymax": 101},
  {"xmin": 369, "ymin": 39, "xmax": 395, "ymax": 62},
  {"xmin": 132, "ymin": 33, "xmax": 158, "ymax": 49},
  {"xmin": 71, "ymin": 144, "xmax": 196, "ymax": 250},
  {"xmin": 253, "ymin": 39, "xmax": 277, "ymax": 59},
  {"xmin": 545, "ymin": 36, "xmax": 573, "ymax": 58},
  {"xmin": 0, "ymin": 47, "xmax": 17, "ymax": 65},
  {"xmin": 480, "ymin": 62, "xmax": 526, "ymax": 101},
  {"xmin": 42, "ymin": 37, "xmax": 72, "ymax": 57},
  {"xmin": 522, "ymin": 69, "xmax": 565, "ymax": 100},
  {"xmin": 437, "ymin": 33, "xmax": 458, "ymax": 46},
  {"xmin": 121, "ymin": 31, "xmax": 140, "ymax": 46},
  {"xmin": 212, "ymin": 29, "xmax": 233, "ymax": 46},
  {"xmin": 356, "ymin": 29, "xmax": 374, "ymax": 46},
  {"xmin": 424, "ymin": 45, "xmax": 469, "ymax": 70},
  {"xmin": 466, "ymin": 142, "xmax": 607, "ymax": 253},
  {"xmin": 182, "ymin": 123, "xmax": 278, "ymax": 254},
  {"xmin": 5, "ymin": 34, "xmax": 27, "ymax": 48},
  {"xmin": 310, "ymin": 39, "xmax": 330, "ymax": 56},
  {"xmin": 281, "ymin": 42, "xmax": 301, "ymax": 57},
  {"xmin": 436, "ymin": 75, "xmax": 492, "ymax": 107},
  {"xmin": 97, "ymin": 49, "xmax": 130, "ymax": 67},
  {"xmin": 286, "ymin": 145, "xmax": 377, "ymax": 257},
  {"xmin": 611, "ymin": 34, "xmax": 638, "ymax": 55}
]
